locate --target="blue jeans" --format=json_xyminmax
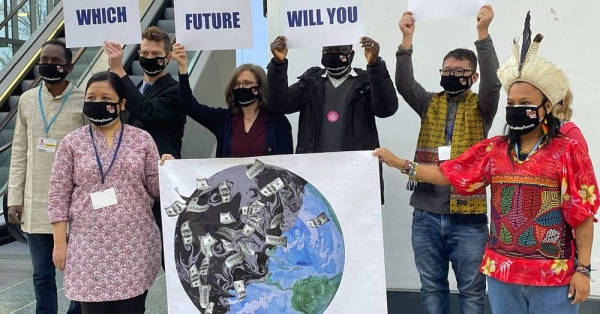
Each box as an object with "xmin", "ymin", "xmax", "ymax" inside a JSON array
[
  {"xmin": 28, "ymin": 233, "xmax": 82, "ymax": 314},
  {"xmin": 411, "ymin": 208, "xmax": 488, "ymax": 314},
  {"xmin": 487, "ymin": 277, "xmax": 578, "ymax": 314}
]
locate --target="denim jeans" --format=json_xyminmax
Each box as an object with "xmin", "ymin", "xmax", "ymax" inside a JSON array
[
  {"xmin": 411, "ymin": 208, "xmax": 488, "ymax": 314},
  {"xmin": 487, "ymin": 277, "xmax": 578, "ymax": 314},
  {"xmin": 28, "ymin": 233, "xmax": 82, "ymax": 314}
]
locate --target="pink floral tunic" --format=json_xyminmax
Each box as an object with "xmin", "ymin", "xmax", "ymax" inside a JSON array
[
  {"xmin": 48, "ymin": 124, "xmax": 161, "ymax": 302},
  {"xmin": 440, "ymin": 136, "xmax": 599, "ymax": 286}
]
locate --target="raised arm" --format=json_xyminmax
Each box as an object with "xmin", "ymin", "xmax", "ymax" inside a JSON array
[
  {"xmin": 360, "ymin": 36, "xmax": 398, "ymax": 118},
  {"xmin": 172, "ymin": 43, "xmax": 228, "ymax": 135},
  {"xmin": 474, "ymin": 5, "xmax": 501, "ymax": 134},
  {"xmin": 266, "ymin": 36, "xmax": 306, "ymax": 115},
  {"xmin": 395, "ymin": 11, "xmax": 434, "ymax": 117}
]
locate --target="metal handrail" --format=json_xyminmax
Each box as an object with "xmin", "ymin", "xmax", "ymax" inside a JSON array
[{"xmin": 0, "ymin": 0, "xmax": 29, "ymax": 31}]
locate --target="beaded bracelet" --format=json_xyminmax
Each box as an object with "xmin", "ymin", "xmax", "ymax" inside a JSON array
[
  {"xmin": 407, "ymin": 161, "xmax": 419, "ymax": 181},
  {"xmin": 575, "ymin": 263, "xmax": 594, "ymax": 282},
  {"xmin": 400, "ymin": 159, "xmax": 411, "ymax": 174}
]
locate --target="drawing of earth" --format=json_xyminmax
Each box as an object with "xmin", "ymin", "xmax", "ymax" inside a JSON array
[{"xmin": 171, "ymin": 161, "xmax": 345, "ymax": 314}]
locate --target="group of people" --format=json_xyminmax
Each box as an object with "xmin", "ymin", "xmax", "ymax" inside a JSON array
[{"xmin": 3, "ymin": 4, "xmax": 597, "ymax": 314}]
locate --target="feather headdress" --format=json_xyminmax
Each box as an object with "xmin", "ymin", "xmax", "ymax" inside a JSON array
[{"xmin": 497, "ymin": 11, "xmax": 569, "ymax": 105}]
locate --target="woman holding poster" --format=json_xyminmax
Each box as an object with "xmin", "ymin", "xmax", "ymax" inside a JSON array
[
  {"xmin": 48, "ymin": 72, "xmax": 162, "ymax": 314},
  {"xmin": 374, "ymin": 15, "xmax": 598, "ymax": 314},
  {"xmin": 172, "ymin": 43, "xmax": 293, "ymax": 158}
]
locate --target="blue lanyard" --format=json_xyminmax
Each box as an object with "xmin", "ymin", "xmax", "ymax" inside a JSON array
[
  {"xmin": 515, "ymin": 136, "xmax": 544, "ymax": 161},
  {"xmin": 38, "ymin": 84, "xmax": 73, "ymax": 136},
  {"xmin": 89, "ymin": 124, "xmax": 124, "ymax": 185}
]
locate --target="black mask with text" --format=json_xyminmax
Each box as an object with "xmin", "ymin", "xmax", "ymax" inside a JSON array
[
  {"xmin": 139, "ymin": 56, "xmax": 168, "ymax": 76},
  {"xmin": 321, "ymin": 52, "xmax": 353, "ymax": 78},
  {"xmin": 39, "ymin": 63, "xmax": 69, "ymax": 84},
  {"xmin": 232, "ymin": 87, "xmax": 259, "ymax": 107},
  {"xmin": 440, "ymin": 75, "xmax": 472, "ymax": 95},
  {"xmin": 506, "ymin": 104, "xmax": 545, "ymax": 136},
  {"xmin": 83, "ymin": 101, "xmax": 120, "ymax": 126}
]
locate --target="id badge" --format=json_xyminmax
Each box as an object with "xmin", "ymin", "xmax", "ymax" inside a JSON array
[
  {"xmin": 438, "ymin": 145, "xmax": 451, "ymax": 161},
  {"xmin": 37, "ymin": 137, "xmax": 57, "ymax": 153},
  {"xmin": 90, "ymin": 188, "xmax": 118, "ymax": 210}
]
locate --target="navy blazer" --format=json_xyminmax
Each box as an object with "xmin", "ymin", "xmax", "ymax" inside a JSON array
[{"xmin": 178, "ymin": 73, "xmax": 293, "ymax": 157}]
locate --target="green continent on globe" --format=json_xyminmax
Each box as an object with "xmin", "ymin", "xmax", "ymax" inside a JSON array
[{"xmin": 290, "ymin": 274, "xmax": 343, "ymax": 314}]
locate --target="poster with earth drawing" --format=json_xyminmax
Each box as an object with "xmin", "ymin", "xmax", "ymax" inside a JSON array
[{"xmin": 158, "ymin": 151, "xmax": 386, "ymax": 313}]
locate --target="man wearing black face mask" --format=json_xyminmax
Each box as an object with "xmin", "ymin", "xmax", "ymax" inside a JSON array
[
  {"xmin": 267, "ymin": 36, "xmax": 398, "ymax": 203},
  {"xmin": 8, "ymin": 39, "xmax": 86, "ymax": 314},
  {"xmin": 394, "ymin": 5, "xmax": 501, "ymax": 314},
  {"xmin": 105, "ymin": 26, "xmax": 186, "ymax": 269}
]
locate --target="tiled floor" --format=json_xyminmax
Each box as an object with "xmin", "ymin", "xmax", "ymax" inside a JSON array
[{"xmin": 0, "ymin": 241, "xmax": 168, "ymax": 314}]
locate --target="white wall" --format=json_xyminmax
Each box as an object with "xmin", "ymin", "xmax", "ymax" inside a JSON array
[{"xmin": 267, "ymin": 0, "xmax": 600, "ymax": 294}]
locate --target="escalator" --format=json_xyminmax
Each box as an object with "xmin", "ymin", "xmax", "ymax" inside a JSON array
[{"xmin": 0, "ymin": 0, "xmax": 203, "ymax": 244}]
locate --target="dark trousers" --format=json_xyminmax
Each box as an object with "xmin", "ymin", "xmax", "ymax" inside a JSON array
[
  {"xmin": 27, "ymin": 233, "xmax": 82, "ymax": 314},
  {"xmin": 81, "ymin": 291, "xmax": 148, "ymax": 314}
]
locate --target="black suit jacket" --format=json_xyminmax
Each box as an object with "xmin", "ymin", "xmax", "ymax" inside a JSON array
[{"xmin": 121, "ymin": 74, "xmax": 186, "ymax": 158}]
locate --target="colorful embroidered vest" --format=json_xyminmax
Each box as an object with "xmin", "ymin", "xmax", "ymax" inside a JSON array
[{"xmin": 413, "ymin": 91, "xmax": 487, "ymax": 214}]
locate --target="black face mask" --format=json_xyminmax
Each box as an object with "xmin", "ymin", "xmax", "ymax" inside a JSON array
[
  {"xmin": 506, "ymin": 104, "xmax": 545, "ymax": 136},
  {"xmin": 83, "ymin": 101, "xmax": 121, "ymax": 126},
  {"xmin": 139, "ymin": 56, "xmax": 168, "ymax": 76},
  {"xmin": 321, "ymin": 52, "xmax": 353, "ymax": 77},
  {"xmin": 39, "ymin": 63, "xmax": 69, "ymax": 84},
  {"xmin": 232, "ymin": 87, "xmax": 259, "ymax": 107},
  {"xmin": 440, "ymin": 75, "xmax": 472, "ymax": 95}
]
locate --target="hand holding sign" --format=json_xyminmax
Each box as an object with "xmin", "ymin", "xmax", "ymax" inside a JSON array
[
  {"xmin": 172, "ymin": 43, "xmax": 188, "ymax": 74},
  {"xmin": 398, "ymin": 11, "xmax": 416, "ymax": 37},
  {"xmin": 103, "ymin": 41, "xmax": 126, "ymax": 77},
  {"xmin": 270, "ymin": 36, "xmax": 288, "ymax": 64},
  {"xmin": 398, "ymin": 11, "xmax": 416, "ymax": 50},
  {"xmin": 360, "ymin": 37, "xmax": 379, "ymax": 65},
  {"xmin": 476, "ymin": 5, "xmax": 494, "ymax": 40}
]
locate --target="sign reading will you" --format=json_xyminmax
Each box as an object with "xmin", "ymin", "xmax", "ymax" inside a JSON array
[
  {"xmin": 279, "ymin": 0, "xmax": 365, "ymax": 48},
  {"xmin": 63, "ymin": 0, "xmax": 141, "ymax": 48},
  {"xmin": 174, "ymin": 0, "xmax": 253, "ymax": 51}
]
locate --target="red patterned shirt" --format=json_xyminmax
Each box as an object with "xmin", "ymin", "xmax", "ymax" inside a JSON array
[
  {"xmin": 441, "ymin": 136, "xmax": 598, "ymax": 286},
  {"xmin": 48, "ymin": 124, "xmax": 162, "ymax": 302}
]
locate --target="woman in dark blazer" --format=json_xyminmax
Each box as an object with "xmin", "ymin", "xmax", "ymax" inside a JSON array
[{"xmin": 172, "ymin": 43, "xmax": 292, "ymax": 157}]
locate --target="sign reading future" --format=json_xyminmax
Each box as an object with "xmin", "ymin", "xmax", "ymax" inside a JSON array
[{"xmin": 173, "ymin": 0, "xmax": 253, "ymax": 51}]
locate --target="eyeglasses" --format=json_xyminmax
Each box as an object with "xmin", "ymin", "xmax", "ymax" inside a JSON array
[
  {"xmin": 439, "ymin": 69, "xmax": 473, "ymax": 76},
  {"xmin": 233, "ymin": 81, "xmax": 258, "ymax": 89}
]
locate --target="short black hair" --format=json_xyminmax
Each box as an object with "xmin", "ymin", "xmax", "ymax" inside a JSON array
[
  {"xmin": 443, "ymin": 48, "xmax": 477, "ymax": 72},
  {"xmin": 41, "ymin": 39, "xmax": 73, "ymax": 64},
  {"xmin": 85, "ymin": 71, "xmax": 126, "ymax": 101}
]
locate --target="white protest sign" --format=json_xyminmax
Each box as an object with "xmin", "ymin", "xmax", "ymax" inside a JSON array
[
  {"xmin": 408, "ymin": 0, "xmax": 485, "ymax": 20},
  {"xmin": 63, "ymin": 0, "xmax": 141, "ymax": 48},
  {"xmin": 279, "ymin": 0, "xmax": 365, "ymax": 48},
  {"xmin": 173, "ymin": 0, "xmax": 253, "ymax": 51},
  {"xmin": 159, "ymin": 151, "xmax": 387, "ymax": 313}
]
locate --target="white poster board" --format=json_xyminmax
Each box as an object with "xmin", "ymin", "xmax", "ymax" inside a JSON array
[
  {"xmin": 408, "ymin": 0, "xmax": 485, "ymax": 20},
  {"xmin": 173, "ymin": 0, "xmax": 253, "ymax": 51},
  {"xmin": 63, "ymin": 0, "xmax": 141, "ymax": 48},
  {"xmin": 158, "ymin": 151, "xmax": 387, "ymax": 313},
  {"xmin": 279, "ymin": 0, "xmax": 365, "ymax": 48}
]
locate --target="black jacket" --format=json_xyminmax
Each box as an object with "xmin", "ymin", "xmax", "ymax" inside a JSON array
[
  {"xmin": 266, "ymin": 58, "xmax": 399, "ymax": 203},
  {"xmin": 266, "ymin": 59, "xmax": 398, "ymax": 153},
  {"xmin": 121, "ymin": 74, "xmax": 186, "ymax": 159}
]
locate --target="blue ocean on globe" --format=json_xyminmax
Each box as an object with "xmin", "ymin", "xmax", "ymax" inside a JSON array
[{"xmin": 227, "ymin": 183, "xmax": 345, "ymax": 313}]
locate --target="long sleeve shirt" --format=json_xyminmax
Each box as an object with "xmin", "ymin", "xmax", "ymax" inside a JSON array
[
  {"xmin": 395, "ymin": 35, "xmax": 501, "ymax": 215},
  {"xmin": 8, "ymin": 82, "xmax": 86, "ymax": 233}
]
